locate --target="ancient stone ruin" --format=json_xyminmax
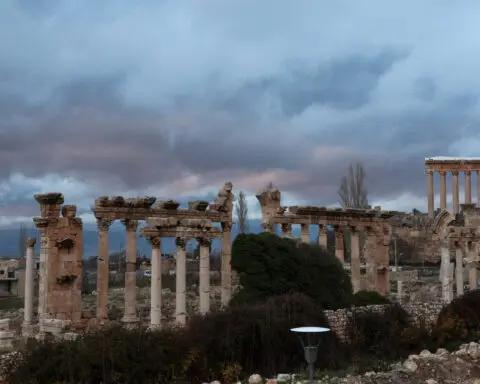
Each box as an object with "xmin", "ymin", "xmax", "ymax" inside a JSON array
[
  {"xmin": 256, "ymin": 187, "xmax": 395, "ymax": 294},
  {"xmin": 20, "ymin": 183, "xmax": 234, "ymax": 337}
]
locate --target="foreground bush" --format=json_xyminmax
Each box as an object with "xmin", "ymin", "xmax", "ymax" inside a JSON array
[
  {"xmin": 231, "ymin": 233, "xmax": 353, "ymax": 309},
  {"xmin": 352, "ymin": 290, "xmax": 391, "ymax": 306}
]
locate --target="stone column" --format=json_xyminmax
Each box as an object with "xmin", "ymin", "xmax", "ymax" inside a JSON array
[
  {"xmin": 221, "ymin": 222, "xmax": 232, "ymax": 307},
  {"xmin": 440, "ymin": 171, "xmax": 447, "ymax": 210},
  {"xmin": 300, "ymin": 224, "xmax": 309, "ymax": 243},
  {"xmin": 456, "ymin": 244, "xmax": 464, "ymax": 297},
  {"xmin": 198, "ymin": 237, "xmax": 211, "ymax": 315},
  {"xmin": 467, "ymin": 241, "xmax": 477, "ymax": 291},
  {"xmin": 122, "ymin": 219, "xmax": 139, "ymax": 324},
  {"xmin": 37, "ymin": 235, "xmax": 47, "ymax": 324},
  {"xmin": 175, "ymin": 237, "xmax": 187, "ymax": 325},
  {"xmin": 452, "ymin": 171, "xmax": 459, "ymax": 214},
  {"xmin": 319, "ymin": 225, "xmax": 327, "ymax": 248},
  {"xmin": 440, "ymin": 248, "xmax": 450, "ymax": 303},
  {"xmin": 350, "ymin": 228, "xmax": 361, "ymax": 293},
  {"xmin": 281, "ymin": 223, "xmax": 292, "ymax": 238},
  {"xmin": 477, "ymin": 170, "xmax": 480, "ymax": 207},
  {"xmin": 148, "ymin": 236, "xmax": 162, "ymax": 328},
  {"xmin": 335, "ymin": 228, "xmax": 344, "ymax": 263},
  {"xmin": 465, "ymin": 171, "xmax": 472, "ymax": 204},
  {"xmin": 96, "ymin": 218, "xmax": 112, "ymax": 323},
  {"xmin": 22, "ymin": 238, "xmax": 36, "ymax": 335},
  {"xmin": 427, "ymin": 169, "xmax": 434, "ymax": 218},
  {"xmin": 397, "ymin": 280, "xmax": 403, "ymax": 301},
  {"xmin": 364, "ymin": 231, "xmax": 377, "ymax": 292}
]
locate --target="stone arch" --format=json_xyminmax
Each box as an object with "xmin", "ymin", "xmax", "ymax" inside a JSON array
[{"xmin": 432, "ymin": 209, "xmax": 456, "ymax": 237}]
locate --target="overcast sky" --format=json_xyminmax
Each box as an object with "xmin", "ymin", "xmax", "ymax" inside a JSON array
[{"xmin": 1, "ymin": 0, "xmax": 480, "ymax": 227}]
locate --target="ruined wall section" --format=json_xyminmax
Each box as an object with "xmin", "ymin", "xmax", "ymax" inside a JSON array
[{"xmin": 33, "ymin": 193, "xmax": 83, "ymax": 322}]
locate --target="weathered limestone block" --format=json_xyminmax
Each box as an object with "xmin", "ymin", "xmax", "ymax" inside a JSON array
[
  {"xmin": 188, "ymin": 200, "xmax": 209, "ymax": 211},
  {"xmin": 209, "ymin": 182, "xmax": 234, "ymax": 212},
  {"xmin": 0, "ymin": 331, "xmax": 14, "ymax": 351},
  {"xmin": 155, "ymin": 199, "xmax": 180, "ymax": 210}
]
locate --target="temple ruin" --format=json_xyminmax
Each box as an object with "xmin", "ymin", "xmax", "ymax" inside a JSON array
[
  {"xmin": 256, "ymin": 187, "xmax": 395, "ymax": 294},
  {"xmin": 425, "ymin": 157, "xmax": 480, "ymax": 217},
  {"xmin": 21, "ymin": 183, "xmax": 234, "ymax": 336}
]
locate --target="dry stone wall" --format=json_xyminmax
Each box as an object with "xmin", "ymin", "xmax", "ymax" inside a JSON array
[{"xmin": 325, "ymin": 300, "xmax": 444, "ymax": 341}]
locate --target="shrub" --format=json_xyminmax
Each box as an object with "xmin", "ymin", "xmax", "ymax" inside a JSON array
[
  {"xmin": 353, "ymin": 290, "xmax": 391, "ymax": 306},
  {"xmin": 8, "ymin": 325, "xmax": 188, "ymax": 384},
  {"xmin": 231, "ymin": 233, "xmax": 353, "ymax": 309},
  {"xmin": 347, "ymin": 303, "xmax": 411, "ymax": 361},
  {"xmin": 436, "ymin": 289, "xmax": 480, "ymax": 342},
  {"xmin": 183, "ymin": 293, "xmax": 342, "ymax": 381}
]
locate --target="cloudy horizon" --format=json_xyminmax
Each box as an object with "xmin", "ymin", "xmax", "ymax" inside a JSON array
[{"xmin": 1, "ymin": 0, "xmax": 480, "ymax": 228}]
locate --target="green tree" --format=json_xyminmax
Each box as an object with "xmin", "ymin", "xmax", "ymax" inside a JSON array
[{"xmin": 231, "ymin": 232, "xmax": 353, "ymax": 309}]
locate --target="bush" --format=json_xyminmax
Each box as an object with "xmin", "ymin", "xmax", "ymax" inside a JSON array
[
  {"xmin": 231, "ymin": 233, "xmax": 353, "ymax": 309},
  {"xmin": 347, "ymin": 303, "xmax": 411, "ymax": 361},
  {"xmin": 353, "ymin": 290, "xmax": 391, "ymax": 306},
  {"xmin": 8, "ymin": 326, "xmax": 188, "ymax": 384},
  {"xmin": 436, "ymin": 289, "xmax": 480, "ymax": 343}
]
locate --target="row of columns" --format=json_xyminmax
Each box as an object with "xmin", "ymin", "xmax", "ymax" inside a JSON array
[
  {"xmin": 427, "ymin": 170, "xmax": 480, "ymax": 217},
  {"xmin": 95, "ymin": 218, "xmax": 232, "ymax": 327},
  {"xmin": 277, "ymin": 223, "xmax": 388, "ymax": 294}
]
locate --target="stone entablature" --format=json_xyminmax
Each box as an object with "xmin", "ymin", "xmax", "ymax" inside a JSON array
[
  {"xmin": 425, "ymin": 157, "xmax": 480, "ymax": 172},
  {"xmin": 256, "ymin": 187, "xmax": 395, "ymax": 295}
]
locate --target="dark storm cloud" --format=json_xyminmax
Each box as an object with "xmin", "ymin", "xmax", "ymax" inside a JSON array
[{"xmin": 1, "ymin": 0, "xmax": 480, "ymax": 221}]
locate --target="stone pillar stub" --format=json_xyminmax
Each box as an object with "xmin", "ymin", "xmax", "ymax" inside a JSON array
[{"xmin": 427, "ymin": 170, "xmax": 434, "ymax": 218}]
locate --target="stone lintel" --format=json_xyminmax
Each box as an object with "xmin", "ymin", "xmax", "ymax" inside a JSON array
[
  {"xmin": 93, "ymin": 206, "xmax": 231, "ymax": 223},
  {"xmin": 34, "ymin": 193, "xmax": 64, "ymax": 206},
  {"xmin": 288, "ymin": 205, "xmax": 395, "ymax": 219},
  {"xmin": 425, "ymin": 159, "xmax": 480, "ymax": 172},
  {"xmin": 271, "ymin": 215, "xmax": 389, "ymax": 229},
  {"xmin": 141, "ymin": 228, "xmax": 222, "ymax": 240}
]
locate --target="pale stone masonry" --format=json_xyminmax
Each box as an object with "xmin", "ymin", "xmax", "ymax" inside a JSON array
[
  {"xmin": 255, "ymin": 187, "xmax": 395, "ymax": 295},
  {"xmin": 21, "ymin": 238, "xmax": 36, "ymax": 336}
]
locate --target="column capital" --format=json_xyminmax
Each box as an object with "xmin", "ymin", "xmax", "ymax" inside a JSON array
[
  {"xmin": 147, "ymin": 236, "xmax": 161, "ymax": 249},
  {"xmin": 451, "ymin": 171, "xmax": 459, "ymax": 176},
  {"xmin": 319, "ymin": 224, "xmax": 328, "ymax": 234},
  {"xmin": 122, "ymin": 219, "xmax": 139, "ymax": 232},
  {"xmin": 175, "ymin": 237, "xmax": 186, "ymax": 248},
  {"xmin": 465, "ymin": 170, "xmax": 472, "ymax": 176},
  {"xmin": 26, "ymin": 238, "xmax": 36, "ymax": 248},
  {"xmin": 426, "ymin": 169, "xmax": 434, "ymax": 175},
  {"xmin": 221, "ymin": 222, "xmax": 233, "ymax": 232},
  {"xmin": 281, "ymin": 223, "xmax": 291, "ymax": 232},
  {"xmin": 439, "ymin": 170, "xmax": 446, "ymax": 176},
  {"xmin": 197, "ymin": 237, "xmax": 211, "ymax": 247},
  {"xmin": 97, "ymin": 218, "xmax": 113, "ymax": 231}
]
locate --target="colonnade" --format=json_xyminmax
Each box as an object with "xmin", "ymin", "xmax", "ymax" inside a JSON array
[
  {"xmin": 274, "ymin": 223, "xmax": 390, "ymax": 294},
  {"xmin": 427, "ymin": 169, "xmax": 480, "ymax": 217}
]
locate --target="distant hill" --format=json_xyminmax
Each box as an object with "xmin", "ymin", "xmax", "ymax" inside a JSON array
[{"xmin": 0, "ymin": 219, "xmax": 320, "ymax": 258}]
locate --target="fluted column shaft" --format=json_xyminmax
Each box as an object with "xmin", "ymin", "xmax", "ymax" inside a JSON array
[
  {"xmin": 427, "ymin": 170, "xmax": 434, "ymax": 218},
  {"xmin": 300, "ymin": 224, "xmax": 309, "ymax": 243},
  {"xmin": 319, "ymin": 225, "xmax": 327, "ymax": 248},
  {"xmin": 335, "ymin": 229, "xmax": 344, "ymax": 263},
  {"xmin": 175, "ymin": 238, "xmax": 187, "ymax": 325},
  {"xmin": 440, "ymin": 171, "xmax": 447, "ymax": 210},
  {"xmin": 198, "ymin": 238, "xmax": 211, "ymax": 315},
  {"xmin": 149, "ymin": 236, "xmax": 162, "ymax": 328},
  {"xmin": 96, "ymin": 219, "xmax": 111, "ymax": 323},
  {"xmin": 465, "ymin": 171, "xmax": 472, "ymax": 203},
  {"xmin": 452, "ymin": 171, "xmax": 459, "ymax": 214},
  {"xmin": 350, "ymin": 229, "xmax": 361, "ymax": 293},
  {"xmin": 122, "ymin": 219, "xmax": 139, "ymax": 323},
  {"xmin": 221, "ymin": 222, "xmax": 232, "ymax": 306},
  {"xmin": 23, "ymin": 238, "xmax": 36, "ymax": 330}
]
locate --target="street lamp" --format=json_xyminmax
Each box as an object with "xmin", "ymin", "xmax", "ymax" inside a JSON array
[{"xmin": 290, "ymin": 326, "xmax": 330, "ymax": 383}]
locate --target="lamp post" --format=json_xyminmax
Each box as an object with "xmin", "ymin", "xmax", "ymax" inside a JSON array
[{"xmin": 290, "ymin": 326, "xmax": 330, "ymax": 384}]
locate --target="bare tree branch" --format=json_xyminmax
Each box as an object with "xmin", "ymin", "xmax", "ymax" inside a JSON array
[
  {"xmin": 338, "ymin": 162, "xmax": 369, "ymax": 208},
  {"xmin": 235, "ymin": 190, "xmax": 249, "ymax": 234}
]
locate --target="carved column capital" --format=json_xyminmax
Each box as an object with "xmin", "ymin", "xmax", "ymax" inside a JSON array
[
  {"xmin": 26, "ymin": 238, "xmax": 36, "ymax": 248},
  {"xmin": 334, "ymin": 228, "xmax": 344, "ymax": 238},
  {"xmin": 122, "ymin": 219, "xmax": 139, "ymax": 232},
  {"xmin": 281, "ymin": 223, "xmax": 291, "ymax": 233},
  {"xmin": 439, "ymin": 171, "xmax": 446, "ymax": 176},
  {"xmin": 221, "ymin": 222, "xmax": 232, "ymax": 232},
  {"xmin": 176, "ymin": 237, "xmax": 186, "ymax": 248},
  {"xmin": 451, "ymin": 171, "xmax": 459, "ymax": 176},
  {"xmin": 197, "ymin": 237, "xmax": 211, "ymax": 247},
  {"xmin": 319, "ymin": 224, "xmax": 327, "ymax": 234},
  {"xmin": 97, "ymin": 218, "xmax": 113, "ymax": 232},
  {"xmin": 147, "ymin": 236, "xmax": 161, "ymax": 249},
  {"xmin": 426, "ymin": 169, "xmax": 433, "ymax": 175},
  {"xmin": 465, "ymin": 170, "xmax": 472, "ymax": 176}
]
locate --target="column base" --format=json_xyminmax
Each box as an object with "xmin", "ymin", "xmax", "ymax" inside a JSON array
[
  {"xmin": 121, "ymin": 316, "xmax": 140, "ymax": 328},
  {"xmin": 21, "ymin": 323, "xmax": 35, "ymax": 337},
  {"xmin": 148, "ymin": 323, "xmax": 162, "ymax": 331}
]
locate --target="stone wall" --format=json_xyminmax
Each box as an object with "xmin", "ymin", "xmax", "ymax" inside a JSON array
[{"xmin": 324, "ymin": 300, "xmax": 444, "ymax": 341}]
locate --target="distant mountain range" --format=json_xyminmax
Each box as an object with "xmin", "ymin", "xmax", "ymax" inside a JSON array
[{"xmin": 0, "ymin": 219, "xmax": 323, "ymax": 258}]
